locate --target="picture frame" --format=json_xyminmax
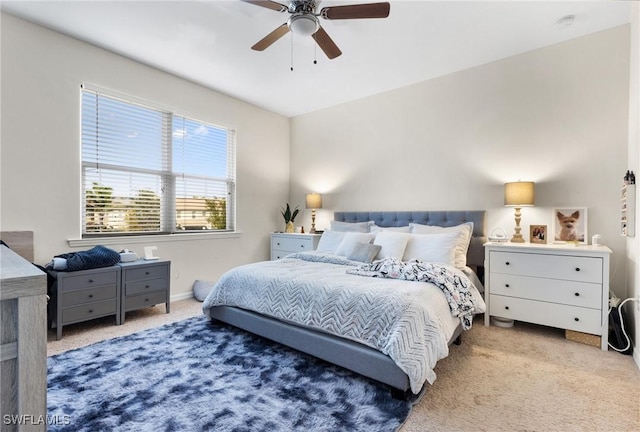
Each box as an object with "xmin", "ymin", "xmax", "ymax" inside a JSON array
[
  {"xmin": 529, "ymin": 225, "xmax": 547, "ymax": 244},
  {"xmin": 552, "ymin": 207, "xmax": 588, "ymax": 244}
]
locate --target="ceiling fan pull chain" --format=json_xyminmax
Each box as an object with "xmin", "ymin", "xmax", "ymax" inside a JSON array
[
  {"xmin": 313, "ymin": 32, "xmax": 317, "ymax": 65},
  {"xmin": 290, "ymin": 31, "xmax": 294, "ymax": 71}
]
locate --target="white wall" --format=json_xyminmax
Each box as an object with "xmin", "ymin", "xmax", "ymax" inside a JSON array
[
  {"xmin": 0, "ymin": 14, "xmax": 290, "ymax": 298},
  {"xmin": 291, "ymin": 27, "xmax": 630, "ymax": 300},
  {"xmin": 627, "ymin": 2, "xmax": 640, "ymax": 368}
]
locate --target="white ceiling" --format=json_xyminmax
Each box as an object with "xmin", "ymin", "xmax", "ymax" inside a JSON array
[{"xmin": 1, "ymin": 1, "xmax": 632, "ymax": 118}]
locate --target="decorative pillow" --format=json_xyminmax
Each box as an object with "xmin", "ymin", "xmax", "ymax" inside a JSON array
[
  {"xmin": 373, "ymin": 231, "xmax": 411, "ymax": 260},
  {"xmin": 369, "ymin": 225, "xmax": 411, "ymax": 233},
  {"xmin": 409, "ymin": 222, "xmax": 473, "ymax": 269},
  {"xmin": 316, "ymin": 230, "xmax": 347, "ymax": 254},
  {"xmin": 346, "ymin": 243, "xmax": 382, "ymax": 263},
  {"xmin": 335, "ymin": 232, "xmax": 376, "ymax": 256},
  {"xmin": 329, "ymin": 220, "xmax": 374, "ymax": 233},
  {"xmin": 193, "ymin": 280, "xmax": 216, "ymax": 302},
  {"xmin": 402, "ymin": 232, "xmax": 459, "ymax": 266}
]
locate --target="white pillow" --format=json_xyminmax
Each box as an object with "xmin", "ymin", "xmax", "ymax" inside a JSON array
[
  {"xmin": 370, "ymin": 225, "xmax": 411, "ymax": 233},
  {"xmin": 335, "ymin": 233, "xmax": 375, "ymax": 256},
  {"xmin": 346, "ymin": 243, "xmax": 382, "ymax": 263},
  {"xmin": 330, "ymin": 220, "xmax": 374, "ymax": 233},
  {"xmin": 316, "ymin": 230, "xmax": 346, "ymax": 253},
  {"xmin": 373, "ymin": 231, "xmax": 411, "ymax": 260},
  {"xmin": 409, "ymin": 222, "xmax": 473, "ymax": 269},
  {"xmin": 403, "ymin": 232, "xmax": 459, "ymax": 266}
]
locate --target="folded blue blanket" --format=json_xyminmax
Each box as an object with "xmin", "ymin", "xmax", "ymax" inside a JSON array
[{"xmin": 53, "ymin": 245, "xmax": 120, "ymax": 272}]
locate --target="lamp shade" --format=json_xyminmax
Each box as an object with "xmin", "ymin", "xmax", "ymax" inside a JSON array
[
  {"xmin": 504, "ymin": 182, "xmax": 535, "ymax": 207},
  {"xmin": 305, "ymin": 193, "xmax": 322, "ymax": 209}
]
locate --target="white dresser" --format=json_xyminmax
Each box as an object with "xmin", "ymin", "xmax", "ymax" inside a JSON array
[
  {"xmin": 484, "ymin": 242, "xmax": 611, "ymax": 350},
  {"xmin": 270, "ymin": 233, "xmax": 321, "ymax": 260}
]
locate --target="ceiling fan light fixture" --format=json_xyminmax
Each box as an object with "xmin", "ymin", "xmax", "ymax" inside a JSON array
[{"xmin": 288, "ymin": 14, "xmax": 318, "ymax": 36}]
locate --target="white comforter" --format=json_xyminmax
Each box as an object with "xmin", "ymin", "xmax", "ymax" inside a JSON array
[{"xmin": 202, "ymin": 252, "xmax": 485, "ymax": 393}]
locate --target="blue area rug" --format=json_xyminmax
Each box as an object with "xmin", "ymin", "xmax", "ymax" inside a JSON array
[{"xmin": 48, "ymin": 316, "xmax": 413, "ymax": 431}]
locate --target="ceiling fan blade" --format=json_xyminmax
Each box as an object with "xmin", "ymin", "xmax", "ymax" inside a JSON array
[
  {"xmin": 313, "ymin": 27, "xmax": 342, "ymax": 59},
  {"xmin": 321, "ymin": 2, "xmax": 390, "ymax": 20},
  {"xmin": 251, "ymin": 23, "xmax": 290, "ymax": 51},
  {"xmin": 242, "ymin": 0, "xmax": 288, "ymax": 13}
]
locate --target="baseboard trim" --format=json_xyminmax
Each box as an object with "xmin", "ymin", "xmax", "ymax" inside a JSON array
[
  {"xmin": 634, "ymin": 345, "xmax": 640, "ymax": 371},
  {"xmin": 171, "ymin": 292, "xmax": 194, "ymax": 302}
]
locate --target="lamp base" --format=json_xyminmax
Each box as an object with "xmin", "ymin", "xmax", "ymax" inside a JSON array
[{"xmin": 511, "ymin": 206, "xmax": 525, "ymax": 243}]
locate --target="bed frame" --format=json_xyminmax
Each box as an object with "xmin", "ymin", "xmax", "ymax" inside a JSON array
[{"xmin": 209, "ymin": 210, "xmax": 486, "ymax": 395}]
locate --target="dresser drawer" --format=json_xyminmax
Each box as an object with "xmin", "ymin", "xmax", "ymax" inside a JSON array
[
  {"xmin": 271, "ymin": 249, "xmax": 294, "ymax": 260},
  {"xmin": 123, "ymin": 264, "xmax": 169, "ymax": 282},
  {"xmin": 489, "ymin": 273, "xmax": 602, "ymax": 309},
  {"xmin": 124, "ymin": 291, "xmax": 167, "ymax": 311},
  {"xmin": 125, "ymin": 277, "xmax": 169, "ymax": 296},
  {"xmin": 62, "ymin": 285, "xmax": 117, "ymax": 307},
  {"xmin": 60, "ymin": 269, "xmax": 119, "ymax": 291},
  {"xmin": 62, "ymin": 299, "xmax": 117, "ymax": 324},
  {"xmin": 490, "ymin": 251, "xmax": 602, "ymax": 283},
  {"xmin": 272, "ymin": 236, "xmax": 313, "ymax": 252},
  {"xmin": 489, "ymin": 295, "xmax": 602, "ymax": 334}
]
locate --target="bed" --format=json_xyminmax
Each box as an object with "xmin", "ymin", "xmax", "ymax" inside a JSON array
[{"xmin": 203, "ymin": 211, "xmax": 486, "ymax": 396}]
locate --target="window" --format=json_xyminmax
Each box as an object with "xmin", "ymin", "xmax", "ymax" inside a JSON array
[{"xmin": 81, "ymin": 85, "xmax": 236, "ymax": 237}]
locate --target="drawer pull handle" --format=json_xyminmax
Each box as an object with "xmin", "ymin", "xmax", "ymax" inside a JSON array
[
  {"xmin": 505, "ymin": 262, "xmax": 510, "ymax": 266},
  {"xmin": 505, "ymin": 306, "xmax": 510, "ymax": 310},
  {"xmin": 574, "ymin": 292, "xmax": 580, "ymax": 297},
  {"xmin": 88, "ymin": 309, "xmax": 94, "ymax": 313},
  {"xmin": 300, "ymin": 244, "xmax": 304, "ymax": 248},
  {"xmin": 145, "ymin": 298, "xmax": 150, "ymax": 302},
  {"xmin": 505, "ymin": 284, "xmax": 510, "ymax": 288},
  {"xmin": 575, "ymin": 268, "xmax": 580, "ymax": 272},
  {"xmin": 145, "ymin": 285, "xmax": 150, "ymax": 289},
  {"xmin": 574, "ymin": 317, "xmax": 580, "ymax": 322},
  {"xmin": 88, "ymin": 294, "xmax": 94, "ymax": 298},
  {"xmin": 88, "ymin": 279, "xmax": 94, "ymax": 283},
  {"xmin": 277, "ymin": 242, "xmax": 280, "ymax": 246},
  {"xmin": 145, "ymin": 271, "xmax": 150, "ymax": 275}
]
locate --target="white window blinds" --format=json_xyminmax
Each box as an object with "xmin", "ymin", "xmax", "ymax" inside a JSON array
[{"xmin": 81, "ymin": 86, "xmax": 236, "ymax": 236}]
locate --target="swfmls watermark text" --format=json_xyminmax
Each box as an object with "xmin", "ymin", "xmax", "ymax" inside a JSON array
[{"xmin": 3, "ymin": 415, "xmax": 71, "ymax": 426}]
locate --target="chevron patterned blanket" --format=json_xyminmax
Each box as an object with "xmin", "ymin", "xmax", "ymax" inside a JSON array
[
  {"xmin": 202, "ymin": 252, "xmax": 484, "ymax": 393},
  {"xmin": 347, "ymin": 257, "xmax": 483, "ymax": 330}
]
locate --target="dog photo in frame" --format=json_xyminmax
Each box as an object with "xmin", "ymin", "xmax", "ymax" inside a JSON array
[
  {"xmin": 552, "ymin": 207, "xmax": 587, "ymax": 243},
  {"xmin": 530, "ymin": 225, "xmax": 547, "ymax": 244}
]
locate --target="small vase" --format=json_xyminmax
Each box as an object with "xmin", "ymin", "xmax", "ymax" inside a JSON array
[{"xmin": 285, "ymin": 221, "xmax": 294, "ymax": 233}]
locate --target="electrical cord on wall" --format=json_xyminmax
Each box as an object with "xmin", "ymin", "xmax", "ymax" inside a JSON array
[{"xmin": 608, "ymin": 297, "xmax": 640, "ymax": 352}]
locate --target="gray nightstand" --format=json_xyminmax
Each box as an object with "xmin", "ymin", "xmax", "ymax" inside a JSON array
[
  {"xmin": 52, "ymin": 265, "xmax": 121, "ymax": 340},
  {"xmin": 118, "ymin": 259, "xmax": 171, "ymax": 323}
]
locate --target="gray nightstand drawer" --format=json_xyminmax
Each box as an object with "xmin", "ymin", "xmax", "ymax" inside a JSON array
[
  {"xmin": 123, "ymin": 264, "xmax": 169, "ymax": 281},
  {"xmin": 124, "ymin": 291, "xmax": 168, "ymax": 311},
  {"xmin": 61, "ymin": 270, "xmax": 119, "ymax": 291},
  {"xmin": 62, "ymin": 299, "xmax": 117, "ymax": 324},
  {"xmin": 62, "ymin": 285, "xmax": 117, "ymax": 307},
  {"xmin": 125, "ymin": 277, "xmax": 169, "ymax": 296}
]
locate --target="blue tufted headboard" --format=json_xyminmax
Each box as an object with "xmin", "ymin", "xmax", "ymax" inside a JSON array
[{"xmin": 333, "ymin": 210, "xmax": 486, "ymax": 269}]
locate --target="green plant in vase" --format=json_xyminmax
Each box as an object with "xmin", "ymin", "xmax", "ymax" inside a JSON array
[{"xmin": 281, "ymin": 203, "xmax": 300, "ymax": 233}]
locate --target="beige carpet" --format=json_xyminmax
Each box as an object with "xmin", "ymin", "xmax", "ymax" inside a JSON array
[{"xmin": 48, "ymin": 299, "xmax": 640, "ymax": 431}]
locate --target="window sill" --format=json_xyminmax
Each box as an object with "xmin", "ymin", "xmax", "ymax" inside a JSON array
[{"xmin": 67, "ymin": 231, "xmax": 242, "ymax": 248}]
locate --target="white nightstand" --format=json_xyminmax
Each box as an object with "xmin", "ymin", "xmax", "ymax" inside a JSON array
[
  {"xmin": 484, "ymin": 242, "xmax": 612, "ymax": 351},
  {"xmin": 270, "ymin": 233, "xmax": 321, "ymax": 260}
]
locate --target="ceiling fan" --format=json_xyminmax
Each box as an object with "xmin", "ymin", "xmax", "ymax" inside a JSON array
[{"xmin": 242, "ymin": 0, "xmax": 390, "ymax": 59}]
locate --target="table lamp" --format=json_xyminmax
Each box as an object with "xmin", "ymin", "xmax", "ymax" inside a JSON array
[
  {"xmin": 504, "ymin": 181, "xmax": 535, "ymax": 243},
  {"xmin": 305, "ymin": 193, "xmax": 322, "ymax": 234}
]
